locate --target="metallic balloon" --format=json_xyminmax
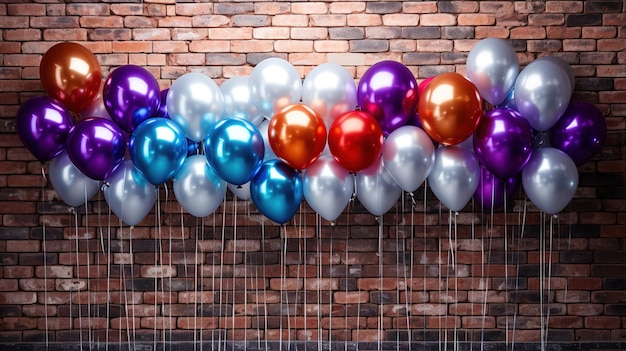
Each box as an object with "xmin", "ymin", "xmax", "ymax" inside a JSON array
[
  {"xmin": 228, "ymin": 181, "xmax": 252, "ymax": 201},
  {"xmin": 257, "ymin": 118, "xmax": 278, "ymax": 161},
  {"xmin": 129, "ymin": 118, "xmax": 188, "ymax": 185},
  {"xmin": 103, "ymin": 160, "xmax": 157, "ymax": 226},
  {"xmin": 514, "ymin": 59, "xmax": 572, "ymax": 131},
  {"xmin": 303, "ymin": 156, "xmax": 355, "ymax": 222},
  {"xmin": 39, "ymin": 42, "xmax": 102, "ymax": 112},
  {"xmin": 80, "ymin": 80, "xmax": 113, "ymax": 120},
  {"xmin": 302, "ymin": 63, "xmax": 358, "ymax": 129},
  {"xmin": 356, "ymin": 156, "xmax": 402, "ymax": 217},
  {"xmin": 419, "ymin": 72, "xmax": 483, "ymax": 146},
  {"xmin": 173, "ymin": 155, "xmax": 226, "ymax": 217},
  {"xmin": 251, "ymin": 159, "xmax": 303, "ymax": 224},
  {"xmin": 428, "ymin": 146, "xmax": 480, "ymax": 212},
  {"xmin": 357, "ymin": 60, "xmax": 419, "ymax": 135},
  {"xmin": 328, "ymin": 110, "xmax": 384, "ymax": 173},
  {"xmin": 154, "ymin": 88, "xmax": 169, "ymax": 119},
  {"xmin": 249, "ymin": 57, "xmax": 302, "ymax": 119},
  {"xmin": 473, "ymin": 165, "xmax": 520, "ymax": 210},
  {"xmin": 15, "ymin": 96, "xmax": 74, "ymax": 162},
  {"xmin": 549, "ymin": 101, "xmax": 607, "ymax": 166},
  {"xmin": 382, "ymin": 125, "xmax": 435, "ymax": 192},
  {"xmin": 49, "ymin": 151, "xmax": 100, "ymax": 207},
  {"xmin": 268, "ymin": 103, "xmax": 327, "ymax": 171},
  {"xmin": 66, "ymin": 117, "xmax": 126, "ymax": 181},
  {"xmin": 522, "ymin": 147, "xmax": 578, "ymax": 214},
  {"xmin": 167, "ymin": 72, "xmax": 224, "ymax": 142},
  {"xmin": 466, "ymin": 38, "xmax": 519, "ymax": 106},
  {"xmin": 103, "ymin": 65, "xmax": 161, "ymax": 133},
  {"xmin": 205, "ymin": 118, "xmax": 265, "ymax": 186},
  {"xmin": 473, "ymin": 108, "xmax": 534, "ymax": 180},
  {"xmin": 220, "ymin": 76, "xmax": 265, "ymax": 126},
  {"xmin": 535, "ymin": 56, "xmax": 575, "ymax": 93}
]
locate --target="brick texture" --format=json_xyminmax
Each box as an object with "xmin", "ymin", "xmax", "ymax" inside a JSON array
[{"xmin": 0, "ymin": 0, "xmax": 625, "ymax": 347}]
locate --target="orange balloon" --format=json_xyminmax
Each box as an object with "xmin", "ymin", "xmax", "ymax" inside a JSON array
[
  {"xmin": 418, "ymin": 72, "xmax": 483, "ymax": 146},
  {"xmin": 268, "ymin": 104, "xmax": 327, "ymax": 171},
  {"xmin": 39, "ymin": 42, "xmax": 102, "ymax": 112}
]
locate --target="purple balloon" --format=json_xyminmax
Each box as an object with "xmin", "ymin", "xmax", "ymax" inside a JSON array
[
  {"xmin": 15, "ymin": 96, "xmax": 73, "ymax": 162},
  {"xmin": 549, "ymin": 101, "xmax": 607, "ymax": 166},
  {"xmin": 357, "ymin": 60, "xmax": 419, "ymax": 135},
  {"xmin": 474, "ymin": 108, "xmax": 534, "ymax": 180},
  {"xmin": 474, "ymin": 166, "xmax": 520, "ymax": 210},
  {"xmin": 154, "ymin": 88, "xmax": 169, "ymax": 119},
  {"xmin": 103, "ymin": 65, "xmax": 160, "ymax": 133},
  {"xmin": 66, "ymin": 117, "xmax": 127, "ymax": 180}
]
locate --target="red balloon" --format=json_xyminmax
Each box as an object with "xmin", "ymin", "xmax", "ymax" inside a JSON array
[
  {"xmin": 418, "ymin": 76, "xmax": 435, "ymax": 97},
  {"xmin": 268, "ymin": 104, "xmax": 327, "ymax": 171},
  {"xmin": 418, "ymin": 72, "xmax": 483, "ymax": 146},
  {"xmin": 39, "ymin": 42, "xmax": 102, "ymax": 113},
  {"xmin": 328, "ymin": 110, "xmax": 384, "ymax": 173}
]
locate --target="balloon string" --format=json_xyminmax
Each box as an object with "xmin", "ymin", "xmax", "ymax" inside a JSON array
[
  {"xmin": 40, "ymin": 168, "xmax": 49, "ymax": 348},
  {"xmin": 377, "ymin": 217, "xmax": 383, "ymax": 351}
]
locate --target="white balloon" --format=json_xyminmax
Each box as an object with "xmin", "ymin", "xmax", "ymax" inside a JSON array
[
  {"xmin": 173, "ymin": 155, "xmax": 226, "ymax": 217},
  {"xmin": 428, "ymin": 146, "xmax": 480, "ymax": 212},
  {"xmin": 103, "ymin": 160, "xmax": 157, "ymax": 226},
  {"xmin": 49, "ymin": 151, "xmax": 100, "ymax": 207},
  {"xmin": 249, "ymin": 57, "xmax": 302, "ymax": 118},
  {"xmin": 382, "ymin": 125, "xmax": 435, "ymax": 192},
  {"xmin": 221, "ymin": 76, "xmax": 265, "ymax": 126},
  {"xmin": 466, "ymin": 38, "xmax": 519, "ymax": 106},
  {"xmin": 356, "ymin": 157, "xmax": 402, "ymax": 217},
  {"xmin": 303, "ymin": 156, "xmax": 354, "ymax": 222}
]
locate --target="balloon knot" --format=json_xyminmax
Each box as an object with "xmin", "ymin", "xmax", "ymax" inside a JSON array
[
  {"xmin": 68, "ymin": 207, "xmax": 76, "ymax": 214},
  {"xmin": 455, "ymin": 211, "xmax": 459, "ymax": 216},
  {"xmin": 553, "ymin": 213, "xmax": 559, "ymax": 219},
  {"xmin": 330, "ymin": 221, "xmax": 335, "ymax": 227},
  {"xmin": 236, "ymin": 185, "xmax": 243, "ymax": 189}
]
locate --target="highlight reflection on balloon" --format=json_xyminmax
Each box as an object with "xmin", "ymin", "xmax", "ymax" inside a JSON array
[
  {"xmin": 49, "ymin": 151, "xmax": 101, "ymax": 207},
  {"xmin": 466, "ymin": 38, "xmax": 519, "ymax": 106},
  {"xmin": 328, "ymin": 110, "xmax": 384, "ymax": 173},
  {"xmin": 251, "ymin": 159, "xmax": 303, "ymax": 224},
  {"xmin": 103, "ymin": 160, "xmax": 157, "ymax": 226},
  {"xmin": 174, "ymin": 154, "xmax": 226, "ymax": 218},
  {"xmin": 428, "ymin": 146, "xmax": 480, "ymax": 212},
  {"xmin": 303, "ymin": 156, "xmax": 354, "ymax": 222}
]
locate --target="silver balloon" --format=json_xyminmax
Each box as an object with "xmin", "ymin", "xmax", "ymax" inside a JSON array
[
  {"xmin": 49, "ymin": 151, "xmax": 100, "ymax": 207},
  {"xmin": 356, "ymin": 156, "xmax": 402, "ymax": 217},
  {"xmin": 173, "ymin": 155, "xmax": 226, "ymax": 217},
  {"xmin": 535, "ymin": 56, "xmax": 575, "ymax": 93},
  {"xmin": 382, "ymin": 125, "xmax": 435, "ymax": 192},
  {"xmin": 228, "ymin": 181, "xmax": 251, "ymax": 200},
  {"xmin": 220, "ymin": 76, "xmax": 265, "ymax": 126},
  {"xmin": 103, "ymin": 160, "xmax": 157, "ymax": 226},
  {"xmin": 302, "ymin": 63, "xmax": 357, "ymax": 129},
  {"xmin": 249, "ymin": 57, "xmax": 302, "ymax": 118},
  {"xmin": 522, "ymin": 147, "xmax": 578, "ymax": 214},
  {"xmin": 303, "ymin": 156, "xmax": 354, "ymax": 222},
  {"xmin": 428, "ymin": 146, "xmax": 480, "ymax": 212},
  {"xmin": 257, "ymin": 118, "xmax": 277, "ymax": 161},
  {"xmin": 80, "ymin": 80, "xmax": 112, "ymax": 120},
  {"xmin": 167, "ymin": 72, "xmax": 224, "ymax": 142},
  {"xmin": 514, "ymin": 59, "xmax": 571, "ymax": 131},
  {"xmin": 466, "ymin": 38, "xmax": 519, "ymax": 106}
]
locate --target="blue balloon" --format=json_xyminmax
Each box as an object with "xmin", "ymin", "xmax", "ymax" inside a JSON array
[
  {"xmin": 205, "ymin": 118, "xmax": 264, "ymax": 185},
  {"xmin": 130, "ymin": 118, "xmax": 188, "ymax": 185},
  {"xmin": 251, "ymin": 160, "xmax": 302, "ymax": 224}
]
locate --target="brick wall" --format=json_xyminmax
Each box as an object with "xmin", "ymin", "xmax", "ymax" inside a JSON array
[{"xmin": 1, "ymin": 0, "xmax": 625, "ymax": 348}]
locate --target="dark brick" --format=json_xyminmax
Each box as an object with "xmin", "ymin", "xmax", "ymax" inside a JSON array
[
  {"xmin": 29, "ymin": 227, "xmax": 64, "ymax": 240},
  {"xmin": 489, "ymin": 303, "xmax": 517, "ymax": 316},
  {"xmin": 547, "ymin": 329, "xmax": 576, "ymax": 341},
  {"xmin": 517, "ymin": 264, "xmax": 540, "ymax": 277},
  {"xmin": 199, "ymin": 304, "xmax": 232, "ymax": 317},
  {"xmin": 215, "ymin": 3, "xmax": 253, "ymax": 15},
  {"xmin": 0, "ymin": 253, "xmax": 18, "ymax": 265},
  {"xmin": 232, "ymin": 15, "xmax": 269, "ymax": 27},
  {"xmin": 566, "ymin": 14, "xmax": 602, "ymax": 27},
  {"xmin": 403, "ymin": 52, "xmax": 441, "ymax": 65},
  {"xmin": 597, "ymin": 186, "xmax": 626, "ymax": 199},
  {"xmin": 165, "ymin": 330, "xmax": 197, "ymax": 342},
  {"xmin": 19, "ymin": 253, "xmax": 56, "ymax": 266},
  {"xmin": 0, "ymin": 227, "xmax": 30, "ymax": 240},
  {"xmin": 509, "ymin": 291, "xmax": 551, "ymax": 303},
  {"xmin": 595, "ymin": 251, "xmax": 626, "ymax": 264},
  {"xmin": 441, "ymin": 52, "xmax": 468, "ymax": 64},
  {"xmin": 603, "ymin": 278, "xmax": 626, "ymax": 289},
  {"xmin": 246, "ymin": 53, "xmax": 287, "ymax": 66},
  {"xmin": 442, "ymin": 26, "xmax": 474, "ymax": 39},
  {"xmin": 402, "ymin": 27, "xmax": 441, "ymax": 39},
  {"xmin": 473, "ymin": 329, "xmax": 506, "ymax": 341},
  {"xmin": 585, "ymin": 1, "xmax": 623, "ymax": 13},
  {"xmin": 0, "ymin": 305, "xmax": 21, "ymax": 317},
  {"xmin": 560, "ymin": 251, "xmax": 593, "ymax": 264},
  {"xmin": 412, "ymin": 329, "xmax": 444, "ymax": 341},
  {"xmin": 592, "ymin": 265, "xmax": 626, "ymax": 277},
  {"xmin": 329, "ymin": 27, "xmax": 364, "ymax": 40},
  {"xmin": 385, "ymin": 330, "xmax": 410, "ymax": 342},
  {"xmin": 163, "ymin": 278, "xmax": 195, "ymax": 291},
  {"xmin": 370, "ymin": 291, "xmax": 397, "ymax": 304},
  {"xmin": 575, "ymin": 78, "xmax": 615, "ymax": 91},
  {"xmin": 245, "ymin": 252, "xmax": 279, "ymax": 265},
  {"xmin": 125, "ymin": 278, "xmax": 156, "ymax": 291},
  {"xmin": 605, "ymin": 304, "xmax": 626, "ymax": 315},
  {"xmin": 366, "ymin": 2, "xmax": 402, "ymax": 14}
]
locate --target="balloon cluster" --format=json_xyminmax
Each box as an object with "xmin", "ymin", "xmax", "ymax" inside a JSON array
[{"xmin": 16, "ymin": 40, "xmax": 606, "ymax": 226}]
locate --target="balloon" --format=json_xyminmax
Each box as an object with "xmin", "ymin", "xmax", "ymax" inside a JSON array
[
  {"xmin": 549, "ymin": 101, "xmax": 607, "ymax": 166},
  {"xmin": 418, "ymin": 76, "xmax": 435, "ymax": 97},
  {"xmin": 428, "ymin": 146, "xmax": 480, "ymax": 212},
  {"xmin": 154, "ymin": 88, "xmax": 169, "ymax": 119},
  {"xmin": 220, "ymin": 76, "xmax": 264, "ymax": 126},
  {"xmin": 249, "ymin": 57, "xmax": 302, "ymax": 118},
  {"xmin": 418, "ymin": 72, "xmax": 483, "ymax": 146},
  {"xmin": 80, "ymin": 80, "xmax": 112, "ymax": 120},
  {"xmin": 355, "ymin": 156, "xmax": 402, "ymax": 217},
  {"xmin": 357, "ymin": 60, "xmax": 419, "ymax": 135},
  {"xmin": 228, "ymin": 182, "xmax": 251, "ymax": 200},
  {"xmin": 103, "ymin": 160, "xmax": 157, "ymax": 226},
  {"xmin": 522, "ymin": 148, "xmax": 578, "ymax": 214},
  {"xmin": 205, "ymin": 118, "xmax": 265, "ymax": 185},
  {"xmin": 257, "ymin": 118, "xmax": 278, "ymax": 161},
  {"xmin": 498, "ymin": 87, "xmax": 517, "ymax": 111},
  {"xmin": 49, "ymin": 151, "xmax": 100, "ymax": 207},
  {"xmin": 466, "ymin": 38, "xmax": 519, "ymax": 106},
  {"xmin": 382, "ymin": 125, "xmax": 435, "ymax": 192},
  {"xmin": 535, "ymin": 56, "xmax": 575, "ymax": 93},
  {"xmin": 173, "ymin": 155, "xmax": 227, "ymax": 217},
  {"xmin": 39, "ymin": 42, "xmax": 102, "ymax": 112},
  {"xmin": 15, "ymin": 96, "xmax": 73, "ymax": 162},
  {"xmin": 473, "ymin": 166, "xmax": 520, "ymax": 210},
  {"xmin": 302, "ymin": 63, "xmax": 358, "ymax": 129},
  {"xmin": 251, "ymin": 160, "xmax": 303, "ymax": 224},
  {"xmin": 303, "ymin": 156, "xmax": 355, "ymax": 222},
  {"xmin": 514, "ymin": 59, "xmax": 571, "ymax": 131},
  {"xmin": 66, "ymin": 117, "xmax": 126, "ymax": 180},
  {"xmin": 167, "ymin": 72, "xmax": 224, "ymax": 142},
  {"xmin": 328, "ymin": 110, "xmax": 384, "ymax": 173},
  {"xmin": 103, "ymin": 65, "xmax": 161, "ymax": 133},
  {"xmin": 268, "ymin": 103, "xmax": 327, "ymax": 171},
  {"xmin": 473, "ymin": 108, "xmax": 534, "ymax": 180},
  {"xmin": 129, "ymin": 118, "xmax": 187, "ymax": 185}
]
